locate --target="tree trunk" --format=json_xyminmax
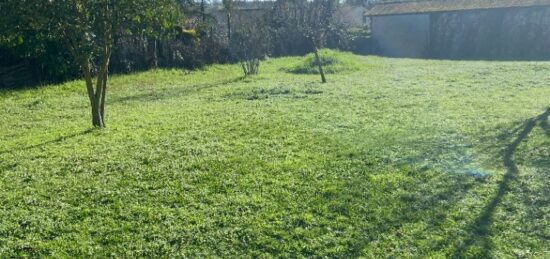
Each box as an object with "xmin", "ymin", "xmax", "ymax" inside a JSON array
[
  {"xmin": 91, "ymin": 96, "xmax": 105, "ymax": 128},
  {"xmin": 85, "ymin": 71, "xmax": 104, "ymax": 128},
  {"xmin": 100, "ymin": 70, "xmax": 108, "ymax": 120},
  {"xmin": 80, "ymin": 40, "xmax": 112, "ymax": 128},
  {"xmin": 88, "ymin": 70, "xmax": 107, "ymax": 128},
  {"xmin": 201, "ymin": 0, "xmax": 206, "ymax": 23},
  {"xmin": 94, "ymin": 51, "xmax": 111, "ymax": 128},
  {"xmin": 150, "ymin": 39, "xmax": 158, "ymax": 68},
  {"xmin": 81, "ymin": 59, "xmax": 104, "ymax": 128},
  {"xmin": 67, "ymin": 3, "xmax": 114, "ymax": 129},
  {"xmin": 227, "ymin": 12, "xmax": 232, "ymax": 40},
  {"xmin": 96, "ymin": 35, "xmax": 113, "ymax": 127},
  {"xmin": 314, "ymin": 48, "xmax": 327, "ymax": 83}
]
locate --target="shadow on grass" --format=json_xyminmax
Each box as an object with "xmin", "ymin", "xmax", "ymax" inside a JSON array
[
  {"xmin": 541, "ymin": 112, "xmax": 550, "ymax": 137},
  {"xmin": 452, "ymin": 107, "xmax": 550, "ymax": 258},
  {"xmin": 110, "ymin": 76, "xmax": 244, "ymax": 104},
  {"xmin": 0, "ymin": 128, "xmax": 95, "ymax": 155},
  {"xmin": 317, "ymin": 163, "xmax": 478, "ymax": 257},
  {"xmin": 298, "ymin": 140, "xmax": 483, "ymax": 256}
]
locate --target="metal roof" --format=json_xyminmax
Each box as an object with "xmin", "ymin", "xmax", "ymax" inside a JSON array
[{"xmin": 365, "ymin": 0, "xmax": 550, "ymax": 16}]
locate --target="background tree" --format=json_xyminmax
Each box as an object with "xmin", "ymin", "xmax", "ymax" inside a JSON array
[
  {"xmin": 230, "ymin": 20, "xmax": 270, "ymax": 77},
  {"xmin": 299, "ymin": 0, "xmax": 339, "ymax": 83},
  {"xmin": 222, "ymin": 0, "xmax": 234, "ymax": 40},
  {"xmin": 0, "ymin": 1, "xmax": 81, "ymax": 86},
  {"xmin": 268, "ymin": 0, "xmax": 342, "ymax": 83},
  {"xmin": 1, "ymin": 0, "xmax": 182, "ymax": 128}
]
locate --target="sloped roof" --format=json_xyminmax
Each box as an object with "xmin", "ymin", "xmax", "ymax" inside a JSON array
[{"xmin": 365, "ymin": 0, "xmax": 550, "ymax": 16}]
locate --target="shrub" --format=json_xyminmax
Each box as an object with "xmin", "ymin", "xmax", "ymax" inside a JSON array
[
  {"xmin": 285, "ymin": 49, "xmax": 361, "ymax": 74},
  {"xmin": 230, "ymin": 20, "xmax": 270, "ymax": 77}
]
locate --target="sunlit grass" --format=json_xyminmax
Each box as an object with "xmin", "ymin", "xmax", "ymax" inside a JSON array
[{"xmin": 0, "ymin": 52, "xmax": 549, "ymax": 257}]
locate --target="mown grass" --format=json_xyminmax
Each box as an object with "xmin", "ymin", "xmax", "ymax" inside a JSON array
[{"xmin": 0, "ymin": 51, "xmax": 549, "ymax": 257}]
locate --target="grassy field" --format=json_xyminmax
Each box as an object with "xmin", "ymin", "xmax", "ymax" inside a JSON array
[{"xmin": 1, "ymin": 51, "xmax": 549, "ymax": 257}]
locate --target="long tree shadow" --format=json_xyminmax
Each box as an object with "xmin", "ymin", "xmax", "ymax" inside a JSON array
[
  {"xmin": 0, "ymin": 128, "xmax": 95, "ymax": 155},
  {"xmin": 541, "ymin": 112, "xmax": 550, "ymax": 137},
  {"xmin": 306, "ymin": 135, "xmax": 484, "ymax": 257},
  {"xmin": 453, "ymin": 107, "xmax": 550, "ymax": 258}
]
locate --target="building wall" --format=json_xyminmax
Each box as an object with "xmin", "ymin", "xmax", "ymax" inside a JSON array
[
  {"xmin": 430, "ymin": 6, "xmax": 550, "ymax": 60},
  {"xmin": 370, "ymin": 6, "xmax": 550, "ymax": 60},
  {"xmin": 372, "ymin": 14, "xmax": 430, "ymax": 58}
]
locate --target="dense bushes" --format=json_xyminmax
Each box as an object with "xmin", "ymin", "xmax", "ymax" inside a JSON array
[
  {"xmin": 0, "ymin": 27, "xmax": 232, "ymax": 89},
  {"xmin": 111, "ymin": 28, "xmax": 231, "ymax": 73},
  {"xmin": 0, "ymin": 0, "xmax": 364, "ymax": 89},
  {"xmin": 0, "ymin": 44, "xmax": 80, "ymax": 88}
]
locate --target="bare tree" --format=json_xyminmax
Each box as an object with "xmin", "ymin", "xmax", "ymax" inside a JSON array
[
  {"xmin": 269, "ymin": 0, "xmax": 340, "ymax": 83},
  {"xmin": 302, "ymin": 0, "xmax": 340, "ymax": 83},
  {"xmin": 222, "ymin": 0, "xmax": 234, "ymax": 40},
  {"xmin": 230, "ymin": 20, "xmax": 270, "ymax": 76}
]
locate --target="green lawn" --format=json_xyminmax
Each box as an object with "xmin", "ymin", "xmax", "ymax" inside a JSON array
[{"xmin": 1, "ymin": 52, "xmax": 549, "ymax": 257}]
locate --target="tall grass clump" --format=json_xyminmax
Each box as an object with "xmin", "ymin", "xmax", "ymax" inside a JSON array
[{"xmin": 285, "ymin": 49, "xmax": 361, "ymax": 74}]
